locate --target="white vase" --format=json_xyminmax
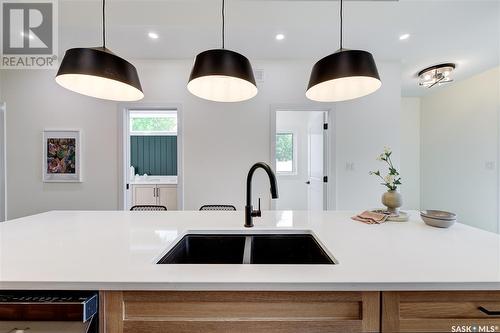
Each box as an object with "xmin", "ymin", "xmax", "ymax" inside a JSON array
[{"xmin": 382, "ymin": 190, "xmax": 402, "ymax": 214}]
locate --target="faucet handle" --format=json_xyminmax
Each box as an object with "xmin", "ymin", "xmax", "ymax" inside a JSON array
[{"xmin": 251, "ymin": 198, "xmax": 262, "ymax": 217}]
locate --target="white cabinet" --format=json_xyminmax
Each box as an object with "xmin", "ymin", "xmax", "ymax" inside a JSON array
[
  {"xmin": 132, "ymin": 184, "xmax": 177, "ymax": 210},
  {"xmin": 132, "ymin": 185, "xmax": 158, "ymax": 206},
  {"xmin": 157, "ymin": 185, "xmax": 178, "ymax": 211}
]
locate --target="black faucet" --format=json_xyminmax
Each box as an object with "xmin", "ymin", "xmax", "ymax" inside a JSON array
[{"xmin": 245, "ymin": 162, "xmax": 279, "ymax": 228}]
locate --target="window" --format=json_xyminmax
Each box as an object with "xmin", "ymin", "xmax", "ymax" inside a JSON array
[
  {"xmin": 276, "ymin": 132, "xmax": 295, "ymax": 174},
  {"xmin": 130, "ymin": 110, "xmax": 177, "ymax": 135}
]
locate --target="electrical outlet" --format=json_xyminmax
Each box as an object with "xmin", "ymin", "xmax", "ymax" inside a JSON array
[{"xmin": 485, "ymin": 161, "xmax": 496, "ymax": 170}]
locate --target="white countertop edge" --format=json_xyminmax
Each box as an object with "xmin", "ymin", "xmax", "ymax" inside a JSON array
[{"xmin": 1, "ymin": 282, "xmax": 499, "ymax": 291}]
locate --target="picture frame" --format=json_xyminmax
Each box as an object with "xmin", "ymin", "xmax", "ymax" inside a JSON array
[{"xmin": 42, "ymin": 129, "xmax": 82, "ymax": 182}]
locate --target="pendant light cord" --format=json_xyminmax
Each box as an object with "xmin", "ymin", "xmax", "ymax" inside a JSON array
[
  {"xmin": 222, "ymin": 0, "xmax": 225, "ymax": 49},
  {"xmin": 339, "ymin": 0, "xmax": 343, "ymax": 49},
  {"xmin": 102, "ymin": 0, "xmax": 106, "ymax": 48}
]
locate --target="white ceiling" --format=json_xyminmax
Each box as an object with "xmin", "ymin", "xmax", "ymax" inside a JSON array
[{"xmin": 58, "ymin": 0, "xmax": 500, "ymax": 96}]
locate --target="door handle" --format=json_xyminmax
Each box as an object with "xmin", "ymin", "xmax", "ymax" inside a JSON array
[
  {"xmin": 479, "ymin": 306, "xmax": 500, "ymax": 316},
  {"xmin": 305, "ymin": 181, "xmax": 311, "ymax": 185}
]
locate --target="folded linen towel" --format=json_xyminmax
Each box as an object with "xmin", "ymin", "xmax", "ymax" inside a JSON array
[{"xmin": 352, "ymin": 211, "xmax": 389, "ymax": 224}]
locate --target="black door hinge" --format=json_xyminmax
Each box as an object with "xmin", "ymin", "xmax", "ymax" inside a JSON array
[
  {"xmin": 126, "ymin": 183, "xmax": 129, "ymax": 190},
  {"xmin": 323, "ymin": 176, "xmax": 328, "ymax": 183},
  {"xmin": 323, "ymin": 123, "xmax": 328, "ymax": 130}
]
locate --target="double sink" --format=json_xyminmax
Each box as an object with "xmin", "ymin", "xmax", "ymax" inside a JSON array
[{"xmin": 157, "ymin": 231, "xmax": 336, "ymax": 265}]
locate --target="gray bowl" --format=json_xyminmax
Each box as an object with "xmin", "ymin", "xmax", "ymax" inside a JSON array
[
  {"xmin": 421, "ymin": 216, "xmax": 456, "ymax": 228},
  {"xmin": 420, "ymin": 211, "xmax": 456, "ymax": 228},
  {"xmin": 420, "ymin": 210, "xmax": 457, "ymax": 220}
]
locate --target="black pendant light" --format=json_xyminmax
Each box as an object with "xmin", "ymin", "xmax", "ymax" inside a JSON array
[
  {"xmin": 306, "ymin": 0, "xmax": 381, "ymax": 102},
  {"xmin": 187, "ymin": 0, "xmax": 257, "ymax": 103},
  {"xmin": 56, "ymin": 0, "xmax": 143, "ymax": 102}
]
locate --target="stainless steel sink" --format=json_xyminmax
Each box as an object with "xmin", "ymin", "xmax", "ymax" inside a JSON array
[{"xmin": 157, "ymin": 231, "xmax": 336, "ymax": 265}]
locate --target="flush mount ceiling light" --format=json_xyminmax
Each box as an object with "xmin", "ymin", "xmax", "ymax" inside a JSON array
[
  {"xmin": 55, "ymin": 0, "xmax": 143, "ymax": 102},
  {"xmin": 306, "ymin": 0, "xmax": 381, "ymax": 102},
  {"xmin": 418, "ymin": 63, "xmax": 456, "ymax": 88},
  {"xmin": 275, "ymin": 33, "xmax": 285, "ymax": 41},
  {"xmin": 187, "ymin": 0, "xmax": 257, "ymax": 103}
]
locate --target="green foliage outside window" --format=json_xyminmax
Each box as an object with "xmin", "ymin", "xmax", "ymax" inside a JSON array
[
  {"xmin": 131, "ymin": 117, "xmax": 177, "ymax": 132},
  {"xmin": 276, "ymin": 133, "xmax": 293, "ymax": 162}
]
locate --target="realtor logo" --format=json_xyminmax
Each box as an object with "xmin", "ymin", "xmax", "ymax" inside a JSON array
[{"xmin": 1, "ymin": 0, "xmax": 58, "ymax": 68}]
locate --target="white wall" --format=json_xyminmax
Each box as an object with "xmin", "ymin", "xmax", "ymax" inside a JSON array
[
  {"xmin": 1, "ymin": 69, "xmax": 120, "ymax": 219},
  {"xmin": 400, "ymin": 97, "xmax": 421, "ymax": 210},
  {"xmin": 1, "ymin": 60, "xmax": 401, "ymax": 219},
  {"xmin": 334, "ymin": 63, "xmax": 402, "ymax": 210},
  {"xmin": 420, "ymin": 67, "xmax": 499, "ymax": 233}
]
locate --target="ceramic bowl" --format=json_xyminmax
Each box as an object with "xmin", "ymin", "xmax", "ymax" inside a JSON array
[
  {"xmin": 420, "ymin": 210, "xmax": 457, "ymax": 228},
  {"xmin": 420, "ymin": 210, "xmax": 457, "ymax": 220}
]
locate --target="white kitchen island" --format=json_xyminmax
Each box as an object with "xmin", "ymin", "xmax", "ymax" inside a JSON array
[{"xmin": 1, "ymin": 210, "xmax": 499, "ymax": 332}]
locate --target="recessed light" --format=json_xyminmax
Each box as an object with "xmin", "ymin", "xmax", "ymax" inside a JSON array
[
  {"xmin": 275, "ymin": 33, "xmax": 285, "ymax": 41},
  {"xmin": 148, "ymin": 32, "xmax": 159, "ymax": 40},
  {"xmin": 399, "ymin": 33, "xmax": 410, "ymax": 41}
]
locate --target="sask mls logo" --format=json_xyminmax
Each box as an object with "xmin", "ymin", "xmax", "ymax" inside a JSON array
[{"xmin": 1, "ymin": 0, "xmax": 58, "ymax": 68}]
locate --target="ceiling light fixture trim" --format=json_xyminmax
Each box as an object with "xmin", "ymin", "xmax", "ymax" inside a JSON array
[{"xmin": 418, "ymin": 63, "xmax": 456, "ymax": 88}]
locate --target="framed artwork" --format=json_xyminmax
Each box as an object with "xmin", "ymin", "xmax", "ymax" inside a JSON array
[{"xmin": 42, "ymin": 130, "xmax": 82, "ymax": 182}]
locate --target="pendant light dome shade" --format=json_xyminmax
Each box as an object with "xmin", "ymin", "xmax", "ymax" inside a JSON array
[
  {"xmin": 188, "ymin": 49, "xmax": 257, "ymax": 103},
  {"xmin": 56, "ymin": 47, "xmax": 144, "ymax": 102},
  {"xmin": 306, "ymin": 49, "xmax": 381, "ymax": 102}
]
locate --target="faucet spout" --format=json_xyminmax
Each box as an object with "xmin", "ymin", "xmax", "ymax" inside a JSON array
[{"xmin": 245, "ymin": 162, "xmax": 279, "ymax": 228}]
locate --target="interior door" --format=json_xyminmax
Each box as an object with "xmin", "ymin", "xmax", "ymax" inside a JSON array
[{"xmin": 307, "ymin": 113, "xmax": 326, "ymax": 211}]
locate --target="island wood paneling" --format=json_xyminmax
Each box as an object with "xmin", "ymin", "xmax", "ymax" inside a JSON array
[
  {"xmin": 382, "ymin": 291, "xmax": 500, "ymax": 332},
  {"xmin": 101, "ymin": 291, "xmax": 380, "ymax": 333}
]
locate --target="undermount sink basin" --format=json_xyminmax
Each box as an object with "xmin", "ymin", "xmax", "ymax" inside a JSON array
[
  {"xmin": 157, "ymin": 231, "xmax": 335, "ymax": 265},
  {"xmin": 157, "ymin": 234, "xmax": 246, "ymax": 264},
  {"xmin": 251, "ymin": 234, "xmax": 333, "ymax": 264}
]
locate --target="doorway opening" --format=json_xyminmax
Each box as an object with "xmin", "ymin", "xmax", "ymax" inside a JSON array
[
  {"xmin": 271, "ymin": 108, "xmax": 332, "ymax": 211},
  {"xmin": 120, "ymin": 106, "xmax": 183, "ymax": 211}
]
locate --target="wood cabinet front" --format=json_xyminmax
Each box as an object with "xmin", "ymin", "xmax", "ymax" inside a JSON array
[
  {"xmin": 382, "ymin": 291, "xmax": 500, "ymax": 332},
  {"xmin": 131, "ymin": 184, "xmax": 177, "ymax": 210},
  {"xmin": 101, "ymin": 291, "xmax": 380, "ymax": 333}
]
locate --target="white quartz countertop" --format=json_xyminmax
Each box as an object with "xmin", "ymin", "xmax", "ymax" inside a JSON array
[{"xmin": 0, "ymin": 210, "xmax": 499, "ymax": 291}]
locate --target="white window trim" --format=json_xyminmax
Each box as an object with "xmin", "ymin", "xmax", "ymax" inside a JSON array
[{"xmin": 276, "ymin": 131, "xmax": 298, "ymax": 176}]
